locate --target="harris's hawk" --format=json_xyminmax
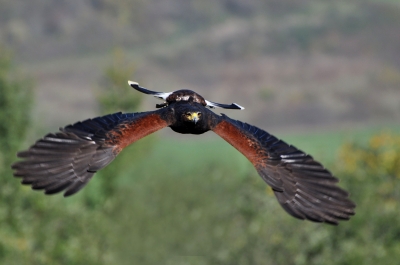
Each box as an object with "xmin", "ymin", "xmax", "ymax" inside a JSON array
[{"xmin": 12, "ymin": 81, "xmax": 355, "ymax": 225}]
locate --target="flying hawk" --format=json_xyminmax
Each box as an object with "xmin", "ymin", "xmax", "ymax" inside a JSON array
[{"xmin": 12, "ymin": 81, "xmax": 355, "ymax": 225}]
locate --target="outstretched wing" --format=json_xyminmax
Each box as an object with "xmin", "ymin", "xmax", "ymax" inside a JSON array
[
  {"xmin": 212, "ymin": 114, "xmax": 355, "ymax": 225},
  {"xmin": 12, "ymin": 110, "xmax": 170, "ymax": 197}
]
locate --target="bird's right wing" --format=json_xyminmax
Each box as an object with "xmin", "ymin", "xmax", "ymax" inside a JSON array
[
  {"xmin": 12, "ymin": 110, "xmax": 171, "ymax": 197},
  {"xmin": 212, "ymin": 114, "xmax": 355, "ymax": 225}
]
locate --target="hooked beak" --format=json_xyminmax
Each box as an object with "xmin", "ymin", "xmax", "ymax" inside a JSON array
[
  {"xmin": 185, "ymin": 112, "xmax": 201, "ymax": 124},
  {"xmin": 191, "ymin": 112, "xmax": 200, "ymax": 124},
  {"xmin": 192, "ymin": 115, "xmax": 199, "ymax": 124}
]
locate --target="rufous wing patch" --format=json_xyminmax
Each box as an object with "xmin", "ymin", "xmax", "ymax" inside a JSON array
[
  {"xmin": 107, "ymin": 113, "xmax": 168, "ymax": 153},
  {"xmin": 212, "ymin": 120, "xmax": 268, "ymax": 167}
]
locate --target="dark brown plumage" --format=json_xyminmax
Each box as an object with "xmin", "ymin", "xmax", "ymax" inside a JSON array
[{"xmin": 12, "ymin": 82, "xmax": 355, "ymax": 225}]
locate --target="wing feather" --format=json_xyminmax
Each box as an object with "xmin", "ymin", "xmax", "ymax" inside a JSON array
[
  {"xmin": 12, "ymin": 110, "xmax": 170, "ymax": 196},
  {"xmin": 212, "ymin": 114, "xmax": 355, "ymax": 225}
]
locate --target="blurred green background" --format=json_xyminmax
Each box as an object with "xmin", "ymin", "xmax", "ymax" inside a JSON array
[{"xmin": 1, "ymin": 0, "xmax": 400, "ymax": 264}]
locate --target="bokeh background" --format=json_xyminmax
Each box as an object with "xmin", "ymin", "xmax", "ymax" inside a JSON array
[{"xmin": 1, "ymin": 0, "xmax": 400, "ymax": 264}]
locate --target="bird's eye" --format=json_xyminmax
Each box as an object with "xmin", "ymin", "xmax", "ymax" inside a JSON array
[
  {"xmin": 185, "ymin": 112, "xmax": 191, "ymax": 116},
  {"xmin": 198, "ymin": 112, "xmax": 202, "ymax": 117}
]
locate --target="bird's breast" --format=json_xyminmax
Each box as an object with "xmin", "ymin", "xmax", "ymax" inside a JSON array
[{"xmin": 169, "ymin": 122, "xmax": 209, "ymax": 135}]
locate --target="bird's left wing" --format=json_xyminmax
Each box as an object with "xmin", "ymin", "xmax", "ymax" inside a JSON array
[
  {"xmin": 12, "ymin": 110, "xmax": 170, "ymax": 197},
  {"xmin": 212, "ymin": 114, "xmax": 355, "ymax": 225}
]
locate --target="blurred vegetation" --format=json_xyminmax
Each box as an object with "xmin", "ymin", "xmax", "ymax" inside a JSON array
[
  {"xmin": 1, "ymin": 53, "xmax": 400, "ymax": 262},
  {"xmin": 1, "ymin": 0, "xmax": 400, "ymax": 66},
  {"xmin": 373, "ymin": 65, "xmax": 400, "ymax": 89},
  {"xmin": 92, "ymin": 48, "xmax": 154, "ymax": 203},
  {"xmin": 4, "ymin": 0, "xmax": 400, "ymax": 130},
  {"xmin": 334, "ymin": 132, "xmax": 400, "ymax": 264},
  {"xmin": 0, "ymin": 0, "xmax": 399, "ymax": 264},
  {"xmin": 107, "ymin": 130, "xmax": 400, "ymax": 264},
  {"xmin": 0, "ymin": 47, "xmax": 34, "ymax": 263},
  {"xmin": 0, "ymin": 49, "xmax": 32, "ymax": 167},
  {"xmin": 0, "ymin": 48, "xmax": 109, "ymax": 265},
  {"xmin": 0, "ymin": 48, "xmax": 148, "ymax": 264},
  {"xmin": 258, "ymin": 86, "xmax": 275, "ymax": 102},
  {"xmin": 95, "ymin": 48, "xmax": 143, "ymax": 114}
]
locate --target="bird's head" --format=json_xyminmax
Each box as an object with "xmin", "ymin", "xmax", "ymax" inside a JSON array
[
  {"xmin": 182, "ymin": 111, "xmax": 202, "ymax": 124},
  {"xmin": 168, "ymin": 103, "xmax": 209, "ymax": 134},
  {"xmin": 173, "ymin": 102, "xmax": 205, "ymax": 125}
]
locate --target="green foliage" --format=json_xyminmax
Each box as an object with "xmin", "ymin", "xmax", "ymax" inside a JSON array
[
  {"xmin": 93, "ymin": 48, "xmax": 154, "ymax": 203},
  {"xmin": 103, "ymin": 131, "xmax": 400, "ymax": 264},
  {"xmin": 0, "ymin": 48, "xmax": 33, "ymax": 261},
  {"xmin": 332, "ymin": 132, "xmax": 400, "ymax": 264},
  {"xmin": 0, "ymin": 48, "xmax": 148, "ymax": 265},
  {"xmin": 2, "ymin": 43, "xmax": 399, "ymax": 263},
  {"xmin": 0, "ymin": 51, "xmax": 32, "ymax": 165},
  {"xmin": 101, "ymin": 139, "xmax": 335, "ymax": 264},
  {"xmin": 339, "ymin": 132, "xmax": 400, "ymax": 181},
  {"xmin": 0, "ymin": 48, "xmax": 118, "ymax": 265},
  {"xmin": 0, "ymin": 46, "xmax": 32, "ymax": 228},
  {"xmin": 95, "ymin": 48, "xmax": 143, "ymax": 114}
]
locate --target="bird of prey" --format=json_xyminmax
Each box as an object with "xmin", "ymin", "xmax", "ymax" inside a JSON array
[{"xmin": 12, "ymin": 81, "xmax": 355, "ymax": 225}]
